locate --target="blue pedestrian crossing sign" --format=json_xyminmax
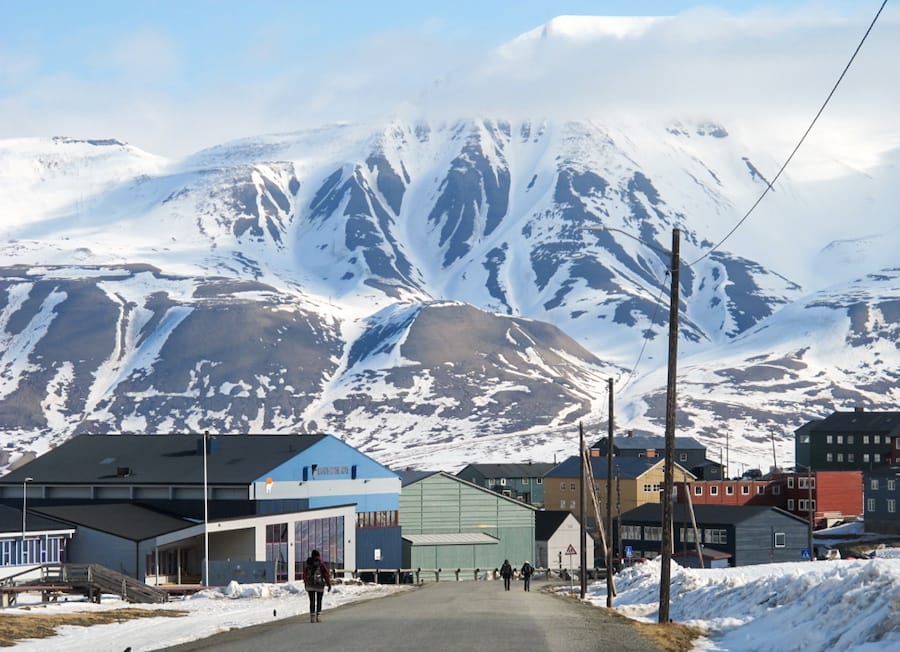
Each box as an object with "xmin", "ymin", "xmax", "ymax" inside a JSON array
[
  {"xmin": 624, "ymin": 545, "xmax": 634, "ymax": 558},
  {"xmin": 801, "ymin": 548, "xmax": 812, "ymax": 560}
]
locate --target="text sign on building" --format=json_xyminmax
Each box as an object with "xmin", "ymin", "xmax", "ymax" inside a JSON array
[{"xmin": 565, "ymin": 544, "xmax": 577, "ymax": 556}]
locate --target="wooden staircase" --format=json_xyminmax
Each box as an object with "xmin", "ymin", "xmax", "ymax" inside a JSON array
[{"xmin": 39, "ymin": 563, "xmax": 168, "ymax": 604}]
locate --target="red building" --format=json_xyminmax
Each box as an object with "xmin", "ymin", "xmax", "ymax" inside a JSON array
[{"xmin": 677, "ymin": 471, "xmax": 863, "ymax": 528}]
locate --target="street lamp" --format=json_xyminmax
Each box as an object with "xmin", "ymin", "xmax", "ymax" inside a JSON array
[
  {"xmin": 21, "ymin": 477, "xmax": 33, "ymax": 565},
  {"xmin": 203, "ymin": 431, "xmax": 210, "ymax": 587}
]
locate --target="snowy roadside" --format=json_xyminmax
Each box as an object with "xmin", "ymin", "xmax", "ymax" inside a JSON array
[{"xmin": 6, "ymin": 580, "xmax": 411, "ymax": 651}]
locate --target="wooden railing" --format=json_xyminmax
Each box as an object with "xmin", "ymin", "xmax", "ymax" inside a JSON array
[{"xmin": 333, "ymin": 566, "xmax": 605, "ymax": 584}]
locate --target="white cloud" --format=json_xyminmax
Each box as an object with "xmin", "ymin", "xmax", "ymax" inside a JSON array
[{"xmin": 1, "ymin": 6, "xmax": 898, "ymax": 161}]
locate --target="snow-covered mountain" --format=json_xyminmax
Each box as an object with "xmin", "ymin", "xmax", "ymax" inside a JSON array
[{"xmin": 1, "ymin": 17, "xmax": 898, "ymax": 474}]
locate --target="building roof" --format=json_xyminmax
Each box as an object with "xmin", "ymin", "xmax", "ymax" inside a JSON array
[
  {"xmin": 401, "ymin": 471, "xmax": 538, "ymax": 510},
  {"xmin": 621, "ymin": 503, "xmax": 809, "ymax": 526},
  {"xmin": 535, "ymin": 510, "xmax": 573, "ymax": 541},
  {"xmin": 673, "ymin": 547, "xmax": 732, "ymax": 561},
  {"xmin": 545, "ymin": 455, "xmax": 663, "ymax": 480},
  {"xmin": 591, "ymin": 435, "xmax": 706, "ymax": 451},
  {"xmin": 456, "ymin": 463, "xmax": 557, "ymax": 478},
  {"xmin": 0, "ymin": 504, "xmax": 74, "ymax": 536},
  {"xmin": 32, "ymin": 504, "xmax": 194, "ymax": 541},
  {"xmin": 396, "ymin": 470, "xmax": 440, "ymax": 486},
  {"xmin": 402, "ymin": 533, "xmax": 499, "ymax": 546},
  {"xmin": 0, "ymin": 433, "xmax": 327, "ymax": 486},
  {"xmin": 809, "ymin": 409, "xmax": 900, "ymax": 435}
]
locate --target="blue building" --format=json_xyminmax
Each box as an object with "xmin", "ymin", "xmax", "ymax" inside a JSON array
[{"xmin": 0, "ymin": 434, "xmax": 401, "ymax": 583}]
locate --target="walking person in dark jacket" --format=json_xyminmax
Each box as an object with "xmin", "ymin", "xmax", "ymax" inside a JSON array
[
  {"xmin": 521, "ymin": 560, "xmax": 534, "ymax": 591},
  {"xmin": 499, "ymin": 559, "xmax": 513, "ymax": 591},
  {"xmin": 302, "ymin": 549, "xmax": 332, "ymax": 622}
]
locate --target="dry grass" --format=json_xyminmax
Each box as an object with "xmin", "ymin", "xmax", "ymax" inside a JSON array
[
  {"xmin": 0, "ymin": 608, "xmax": 187, "ymax": 647},
  {"xmin": 633, "ymin": 621, "xmax": 707, "ymax": 652}
]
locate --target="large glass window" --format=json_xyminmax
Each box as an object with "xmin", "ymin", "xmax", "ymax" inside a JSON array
[
  {"xmin": 295, "ymin": 516, "xmax": 345, "ymax": 577},
  {"xmin": 620, "ymin": 525, "xmax": 641, "ymax": 539},
  {"xmin": 266, "ymin": 523, "xmax": 289, "ymax": 582}
]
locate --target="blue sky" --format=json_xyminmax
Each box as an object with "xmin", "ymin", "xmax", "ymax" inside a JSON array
[{"xmin": 1, "ymin": 1, "xmax": 891, "ymax": 157}]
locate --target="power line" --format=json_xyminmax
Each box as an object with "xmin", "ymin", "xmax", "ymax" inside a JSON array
[
  {"xmin": 616, "ymin": 274, "xmax": 670, "ymax": 393},
  {"xmin": 690, "ymin": 0, "xmax": 889, "ymax": 267}
]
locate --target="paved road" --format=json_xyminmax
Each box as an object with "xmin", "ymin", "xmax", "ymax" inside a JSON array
[{"xmin": 163, "ymin": 579, "xmax": 663, "ymax": 652}]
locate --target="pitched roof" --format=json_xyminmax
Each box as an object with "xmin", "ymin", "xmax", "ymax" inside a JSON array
[
  {"xmin": 535, "ymin": 510, "xmax": 573, "ymax": 541},
  {"xmin": 0, "ymin": 504, "xmax": 74, "ymax": 535},
  {"xmin": 396, "ymin": 470, "xmax": 440, "ymax": 486},
  {"xmin": 401, "ymin": 472, "xmax": 537, "ymax": 510},
  {"xmin": 544, "ymin": 455, "xmax": 663, "ymax": 480},
  {"xmin": 590, "ymin": 435, "xmax": 705, "ymax": 451},
  {"xmin": 621, "ymin": 502, "xmax": 808, "ymax": 526},
  {"xmin": 32, "ymin": 504, "xmax": 192, "ymax": 541},
  {"xmin": 0, "ymin": 434, "xmax": 327, "ymax": 486},
  {"xmin": 456, "ymin": 463, "xmax": 557, "ymax": 478},
  {"xmin": 811, "ymin": 410, "xmax": 900, "ymax": 435}
]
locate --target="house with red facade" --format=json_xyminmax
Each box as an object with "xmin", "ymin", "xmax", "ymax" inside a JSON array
[{"xmin": 676, "ymin": 470, "xmax": 863, "ymax": 528}]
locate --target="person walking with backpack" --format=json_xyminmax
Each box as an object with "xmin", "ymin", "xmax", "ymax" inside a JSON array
[
  {"xmin": 520, "ymin": 561, "xmax": 534, "ymax": 592},
  {"xmin": 499, "ymin": 559, "xmax": 513, "ymax": 591},
  {"xmin": 302, "ymin": 549, "xmax": 332, "ymax": 622}
]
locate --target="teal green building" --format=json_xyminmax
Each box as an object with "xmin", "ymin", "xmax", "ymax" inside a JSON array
[{"xmin": 399, "ymin": 472, "xmax": 536, "ymax": 576}]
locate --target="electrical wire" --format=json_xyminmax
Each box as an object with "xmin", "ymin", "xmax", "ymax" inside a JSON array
[
  {"xmin": 689, "ymin": 0, "xmax": 889, "ymax": 267},
  {"xmin": 616, "ymin": 273, "xmax": 671, "ymax": 393}
]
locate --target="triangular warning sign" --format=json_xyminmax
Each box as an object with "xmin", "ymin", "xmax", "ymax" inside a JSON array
[{"xmin": 565, "ymin": 544, "xmax": 577, "ymax": 555}]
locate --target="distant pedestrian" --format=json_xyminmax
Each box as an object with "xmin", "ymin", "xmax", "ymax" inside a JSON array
[
  {"xmin": 521, "ymin": 561, "xmax": 534, "ymax": 591},
  {"xmin": 500, "ymin": 559, "xmax": 513, "ymax": 591},
  {"xmin": 302, "ymin": 549, "xmax": 332, "ymax": 622}
]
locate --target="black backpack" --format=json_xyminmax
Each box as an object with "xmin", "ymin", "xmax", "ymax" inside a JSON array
[{"xmin": 309, "ymin": 559, "xmax": 325, "ymax": 587}]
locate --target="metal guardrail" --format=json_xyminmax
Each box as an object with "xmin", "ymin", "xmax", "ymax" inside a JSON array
[{"xmin": 333, "ymin": 567, "xmax": 606, "ymax": 584}]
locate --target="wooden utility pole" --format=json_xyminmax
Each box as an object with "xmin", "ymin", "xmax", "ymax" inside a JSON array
[
  {"xmin": 607, "ymin": 378, "xmax": 615, "ymax": 607},
  {"xmin": 659, "ymin": 228, "xmax": 680, "ymax": 624},
  {"xmin": 579, "ymin": 422, "xmax": 587, "ymax": 599}
]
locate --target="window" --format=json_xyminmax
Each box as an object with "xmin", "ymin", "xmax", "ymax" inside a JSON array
[
  {"xmin": 726, "ymin": 485, "xmax": 734, "ymax": 495},
  {"xmin": 679, "ymin": 453, "xmax": 688, "ymax": 462},
  {"xmin": 848, "ymin": 454, "xmax": 855, "ymax": 463},
  {"xmin": 847, "ymin": 435, "xmax": 854, "ymax": 445},
  {"xmin": 536, "ymin": 477, "xmax": 543, "ymax": 484},
  {"xmin": 800, "ymin": 434, "xmax": 810, "ymax": 444},
  {"xmin": 788, "ymin": 477, "xmax": 795, "ymax": 489},
  {"xmin": 826, "ymin": 435, "xmax": 833, "ymax": 444},
  {"xmin": 499, "ymin": 478, "xmax": 507, "ymax": 486},
  {"xmin": 705, "ymin": 529, "xmax": 727, "ymax": 544},
  {"xmin": 560, "ymin": 500, "xmax": 566, "ymax": 509},
  {"xmin": 874, "ymin": 435, "xmax": 881, "ymax": 444},
  {"xmin": 560, "ymin": 482, "xmax": 566, "ymax": 491},
  {"xmin": 620, "ymin": 525, "xmax": 641, "ymax": 539},
  {"xmin": 888, "ymin": 480, "xmax": 896, "ymax": 491},
  {"xmin": 774, "ymin": 532, "xmax": 786, "ymax": 548},
  {"xmin": 757, "ymin": 486, "xmax": 765, "ymax": 495},
  {"xmin": 799, "ymin": 499, "xmax": 816, "ymax": 512},
  {"xmin": 772, "ymin": 485, "xmax": 781, "ymax": 496},
  {"xmin": 570, "ymin": 482, "xmax": 576, "ymax": 491},
  {"xmin": 867, "ymin": 498, "xmax": 876, "ymax": 512},
  {"xmin": 836, "ymin": 435, "xmax": 844, "ymax": 445},
  {"xmin": 888, "ymin": 499, "xmax": 896, "ymax": 514},
  {"xmin": 863, "ymin": 435, "xmax": 870, "ymax": 444},
  {"xmin": 644, "ymin": 526, "xmax": 663, "ymax": 541},
  {"xmin": 680, "ymin": 527, "xmax": 699, "ymax": 543},
  {"xmin": 871, "ymin": 479, "xmax": 880, "ymax": 491},
  {"xmin": 864, "ymin": 454, "xmax": 870, "ymax": 463},
  {"xmin": 694, "ymin": 485, "xmax": 703, "ymax": 495},
  {"xmin": 741, "ymin": 486, "xmax": 750, "ymax": 495},
  {"xmin": 874, "ymin": 454, "xmax": 882, "ymax": 463},
  {"xmin": 522, "ymin": 478, "xmax": 529, "ymax": 484},
  {"xmin": 643, "ymin": 484, "xmax": 653, "ymax": 493},
  {"xmin": 896, "ymin": 439, "xmax": 900, "ymax": 450},
  {"xmin": 710, "ymin": 486, "xmax": 719, "ymax": 496},
  {"xmin": 826, "ymin": 453, "xmax": 833, "ymax": 462},
  {"xmin": 837, "ymin": 453, "xmax": 844, "ymax": 462},
  {"xmin": 569, "ymin": 500, "xmax": 576, "ymax": 509},
  {"xmin": 787, "ymin": 499, "xmax": 795, "ymax": 511}
]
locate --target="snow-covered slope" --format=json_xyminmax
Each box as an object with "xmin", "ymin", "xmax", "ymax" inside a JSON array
[{"xmin": 0, "ymin": 16, "xmax": 898, "ymax": 473}]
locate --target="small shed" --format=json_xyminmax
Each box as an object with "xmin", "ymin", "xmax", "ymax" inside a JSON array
[
  {"xmin": 673, "ymin": 547, "xmax": 732, "ymax": 569},
  {"xmin": 535, "ymin": 510, "xmax": 593, "ymax": 571}
]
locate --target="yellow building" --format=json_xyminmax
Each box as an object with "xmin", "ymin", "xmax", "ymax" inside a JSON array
[{"xmin": 543, "ymin": 456, "xmax": 696, "ymax": 523}]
